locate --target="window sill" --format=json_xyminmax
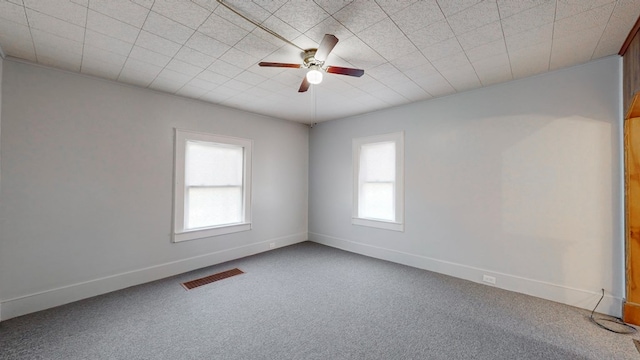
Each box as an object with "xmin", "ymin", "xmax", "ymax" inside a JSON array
[
  {"xmin": 173, "ymin": 222, "xmax": 251, "ymax": 243},
  {"xmin": 352, "ymin": 218, "xmax": 404, "ymax": 232}
]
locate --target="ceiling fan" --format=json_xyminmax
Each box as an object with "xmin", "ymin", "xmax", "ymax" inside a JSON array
[{"xmin": 259, "ymin": 34, "xmax": 365, "ymax": 93}]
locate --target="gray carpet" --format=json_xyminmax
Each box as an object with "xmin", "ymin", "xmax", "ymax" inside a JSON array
[{"xmin": 0, "ymin": 241, "xmax": 638, "ymax": 359}]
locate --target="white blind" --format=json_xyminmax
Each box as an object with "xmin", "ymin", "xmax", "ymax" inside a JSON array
[
  {"xmin": 184, "ymin": 140, "xmax": 244, "ymax": 229},
  {"xmin": 358, "ymin": 141, "xmax": 395, "ymax": 221}
]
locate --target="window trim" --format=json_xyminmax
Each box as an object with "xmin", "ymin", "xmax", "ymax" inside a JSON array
[
  {"xmin": 173, "ymin": 129, "xmax": 252, "ymax": 243},
  {"xmin": 352, "ymin": 132, "xmax": 404, "ymax": 232}
]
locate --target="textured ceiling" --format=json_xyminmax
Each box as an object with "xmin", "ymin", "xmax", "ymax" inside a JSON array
[{"xmin": 0, "ymin": 0, "xmax": 638, "ymax": 123}]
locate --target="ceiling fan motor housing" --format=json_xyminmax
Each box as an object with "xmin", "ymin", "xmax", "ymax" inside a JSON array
[{"xmin": 303, "ymin": 49, "xmax": 323, "ymax": 68}]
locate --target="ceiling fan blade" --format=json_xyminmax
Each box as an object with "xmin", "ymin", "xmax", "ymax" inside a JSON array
[
  {"xmin": 314, "ymin": 34, "xmax": 339, "ymax": 62},
  {"xmin": 298, "ymin": 77, "xmax": 310, "ymax": 93},
  {"xmin": 259, "ymin": 62, "xmax": 301, "ymax": 68},
  {"xmin": 326, "ymin": 66, "xmax": 365, "ymax": 77}
]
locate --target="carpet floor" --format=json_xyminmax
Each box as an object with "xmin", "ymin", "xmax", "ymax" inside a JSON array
[{"xmin": 0, "ymin": 241, "xmax": 638, "ymax": 359}]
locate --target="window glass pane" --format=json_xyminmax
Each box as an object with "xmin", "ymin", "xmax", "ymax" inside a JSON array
[
  {"xmin": 185, "ymin": 141, "xmax": 243, "ymax": 186},
  {"xmin": 360, "ymin": 141, "xmax": 395, "ymax": 182},
  {"xmin": 186, "ymin": 186, "xmax": 242, "ymax": 229},
  {"xmin": 359, "ymin": 182, "xmax": 394, "ymax": 221}
]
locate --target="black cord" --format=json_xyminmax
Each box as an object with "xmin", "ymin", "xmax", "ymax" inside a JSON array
[{"xmin": 589, "ymin": 288, "xmax": 637, "ymax": 334}]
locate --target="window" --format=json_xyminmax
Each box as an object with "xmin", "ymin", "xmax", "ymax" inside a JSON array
[
  {"xmin": 352, "ymin": 132, "xmax": 404, "ymax": 231},
  {"xmin": 173, "ymin": 129, "xmax": 252, "ymax": 242}
]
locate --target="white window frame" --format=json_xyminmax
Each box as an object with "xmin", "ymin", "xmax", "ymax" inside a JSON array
[
  {"xmin": 173, "ymin": 129, "xmax": 252, "ymax": 242},
  {"xmin": 352, "ymin": 132, "xmax": 404, "ymax": 232}
]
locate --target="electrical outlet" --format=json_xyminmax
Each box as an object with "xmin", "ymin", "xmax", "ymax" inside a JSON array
[
  {"xmin": 483, "ymin": 275, "xmax": 496, "ymax": 285},
  {"xmin": 269, "ymin": 242, "xmax": 276, "ymax": 249}
]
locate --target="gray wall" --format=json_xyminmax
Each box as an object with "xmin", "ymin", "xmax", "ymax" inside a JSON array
[
  {"xmin": 309, "ymin": 56, "xmax": 624, "ymax": 316},
  {"xmin": 0, "ymin": 60, "xmax": 309, "ymax": 320}
]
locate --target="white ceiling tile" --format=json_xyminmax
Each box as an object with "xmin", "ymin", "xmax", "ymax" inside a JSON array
[
  {"xmin": 142, "ymin": 11, "xmax": 194, "ymax": 44},
  {"xmin": 504, "ymin": 23, "xmax": 553, "ymax": 52},
  {"xmin": 174, "ymin": 46, "xmax": 216, "ymax": 68},
  {"xmin": 422, "ymin": 37, "xmax": 463, "ymax": 62},
  {"xmin": 403, "ymin": 62, "xmax": 439, "ymax": 79},
  {"xmin": 235, "ymin": 70, "xmax": 268, "ymax": 86},
  {"xmin": 222, "ymin": 78, "xmax": 254, "ymax": 92},
  {"xmin": 219, "ymin": 47, "xmax": 259, "ymax": 68},
  {"xmin": 197, "ymin": 69, "xmax": 232, "ymax": 85},
  {"xmin": 407, "ymin": 19, "xmax": 455, "ymax": 49},
  {"xmin": 86, "ymin": 9, "xmax": 140, "ymax": 43},
  {"xmin": 257, "ymin": 15, "xmax": 303, "ymax": 46},
  {"xmin": 165, "ymin": 58, "xmax": 204, "ymax": 77},
  {"xmin": 465, "ymin": 39, "xmax": 506, "ymax": 63},
  {"xmin": 131, "ymin": 0, "xmax": 154, "ymax": 9},
  {"xmin": 152, "ymin": 0, "xmax": 211, "ymax": 29},
  {"xmin": 200, "ymin": 88, "xmax": 237, "ymax": 103},
  {"xmin": 379, "ymin": 71, "xmax": 412, "ymax": 88},
  {"xmin": 367, "ymin": 62, "xmax": 402, "ymax": 80},
  {"xmin": 441, "ymin": 67, "xmax": 482, "ymax": 92},
  {"xmin": 390, "ymin": 81, "xmax": 432, "ymax": 102},
  {"xmin": 358, "ymin": 18, "xmax": 417, "ymax": 61},
  {"xmin": 119, "ymin": 57, "xmax": 163, "ymax": 82},
  {"xmin": 447, "ymin": 0, "xmax": 500, "ymax": 36},
  {"xmin": 88, "ymin": 0, "xmax": 149, "ymax": 28},
  {"xmin": 475, "ymin": 64, "xmax": 512, "ymax": 86},
  {"xmin": 313, "ymin": 0, "xmax": 354, "ymax": 15},
  {"xmin": 155, "ymin": 68, "xmax": 193, "ymax": 83},
  {"xmin": 85, "ymin": 29, "xmax": 133, "ymax": 56},
  {"xmin": 208, "ymin": 59, "xmax": 244, "ymax": 78},
  {"xmin": 25, "ymin": 9, "xmax": 85, "ymax": 42},
  {"xmin": 198, "ymin": 13, "xmax": 249, "ymax": 46},
  {"xmin": 431, "ymin": 51, "xmax": 470, "ymax": 72},
  {"xmin": 190, "ymin": 0, "xmax": 219, "ymax": 12},
  {"xmin": 135, "ymin": 30, "xmax": 181, "ymax": 57},
  {"xmin": 305, "ymin": 16, "xmax": 354, "ymax": 45},
  {"xmin": 128, "ymin": 45, "xmax": 172, "ymax": 67},
  {"xmin": 82, "ymin": 45, "xmax": 127, "ymax": 67},
  {"xmin": 391, "ymin": 0, "xmax": 444, "ymax": 33},
  {"xmin": 185, "ymin": 32, "xmax": 231, "ymax": 58},
  {"xmin": 501, "ymin": 1, "xmax": 555, "ymax": 37},
  {"xmin": 472, "ymin": 51, "xmax": 510, "ymax": 71},
  {"xmin": 252, "ymin": 0, "xmax": 288, "ymax": 13},
  {"xmin": 186, "ymin": 76, "xmax": 221, "ymax": 91},
  {"xmin": 550, "ymin": 25, "xmax": 604, "ymax": 70},
  {"xmin": 376, "ymin": 0, "xmax": 419, "ymax": 15},
  {"xmin": 233, "ymin": 32, "xmax": 279, "ymax": 59},
  {"xmin": 369, "ymin": 86, "xmax": 408, "ymax": 105},
  {"xmin": 0, "ymin": 21, "xmax": 36, "ymax": 61},
  {"xmin": 497, "ymin": 0, "xmax": 552, "ymax": 18},
  {"xmin": 556, "ymin": 0, "xmax": 615, "ymax": 20},
  {"xmin": 23, "ymin": 0, "xmax": 86, "ymax": 26},
  {"xmin": 329, "ymin": 35, "xmax": 386, "ymax": 70},
  {"xmin": 390, "ymin": 51, "xmax": 431, "ymax": 71},
  {"xmin": 0, "ymin": 0, "xmax": 28, "ymax": 25},
  {"xmin": 149, "ymin": 76, "xmax": 187, "ymax": 93},
  {"xmin": 553, "ymin": 2, "xmax": 614, "ymax": 40},
  {"xmin": 80, "ymin": 61, "xmax": 122, "ymax": 80},
  {"xmin": 37, "ymin": 54, "xmax": 82, "ymax": 72},
  {"xmin": 31, "ymin": 28, "xmax": 83, "ymax": 56},
  {"xmin": 291, "ymin": 33, "xmax": 318, "ymax": 50},
  {"xmin": 256, "ymin": 78, "xmax": 291, "ymax": 93},
  {"xmin": 176, "ymin": 84, "xmax": 211, "ymax": 98},
  {"xmin": 333, "ymin": 0, "xmax": 387, "ymax": 33},
  {"xmin": 214, "ymin": 0, "xmax": 270, "ymax": 31},
  {"xmin": 436, "ymin": 0, "xmax": 482, "ymax": 17},
  {"xmin": 273, "ymin": 0, "xmax": 329, "ymax": 33},
  {"xmin": 457, "ymin": 20, "xmax": 503, "ymax": 51},
  {"xmin": 509, "ymin": 42, "xmax": 551, "ymax": 79}
]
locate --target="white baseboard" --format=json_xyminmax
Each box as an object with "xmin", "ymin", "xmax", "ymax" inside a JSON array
[
  {"xmin": 0, "ymin": 232, "xmax": 307, "ymax": 321},
  {"xmin": 309, "ymin": 232, "xmax": 623, "ymax": 317}
]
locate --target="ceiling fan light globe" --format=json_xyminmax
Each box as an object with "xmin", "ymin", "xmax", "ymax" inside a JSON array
[{"xmin": 306, "ymin": 68, "xmax": 323, "ymax": 84}]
